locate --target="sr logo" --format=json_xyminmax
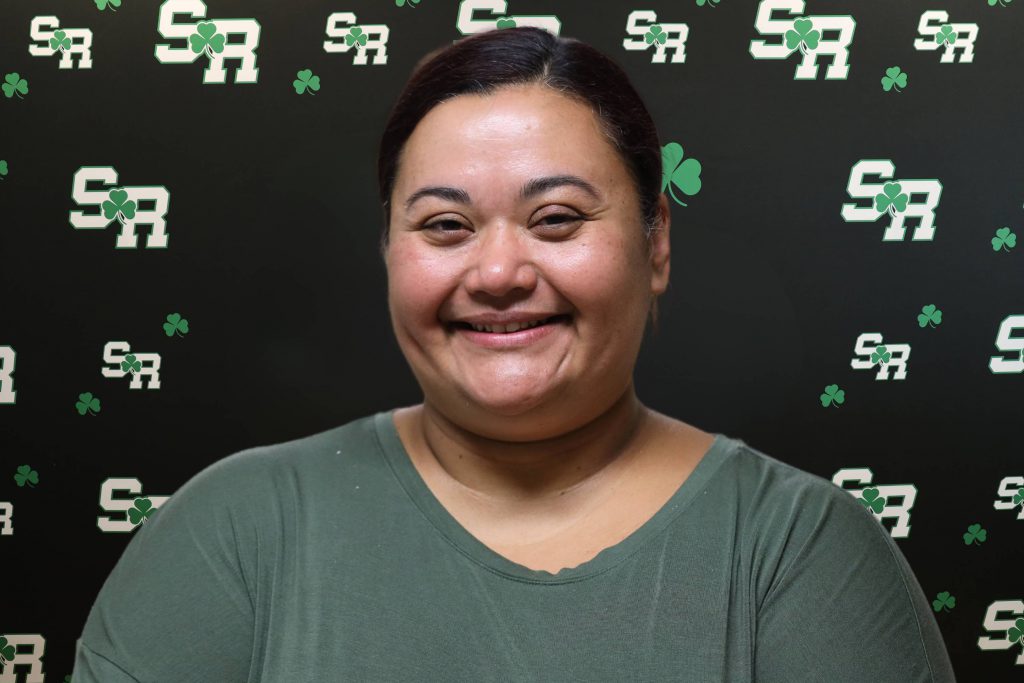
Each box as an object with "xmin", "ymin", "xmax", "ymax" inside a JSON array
[
  {"xmin": 0, "ymin": 346, "xmax": 15, "ymax": 404},
  {"xmin": 841, "ymin": 160, "xmax": 942, "ymax": 242},
  {"xmin": 0, "ymin": 635, "xmax": 46, "ymax": 680},
  {"xmin": 29, "ymin": 16, "xmax": 93, "ymax": 69},
  {"xmin": 977, "ymin": 600, "xmax": 1024, "ymax": 666},
  {"xmin": 323, "ymin": 13, "xmax": 389, "ymax": 65},
  {"xmin": 455, "ymin": 0, "xmax": 561, "ymax": 38},
  {"xmin": 154, "ymin": 0, "xmax": 261, "ymax": 84},
  {"xmin": 993, "ymin": 475, "xmax": 1024, "ymax": 520},
  {"xmin": 0, "ymin": 501, "xmax": 12, "ymax": 536},
  {"xmin": 622, "ymin": 11, "xmax": 688, "ymax": 64},
  {"xmin": 749, "ymin": 0, "xmax": 855, "ymax": 80},
  {"xmin": 98, "ymin": 478, "xmax": 172, "ymax": 533},
  {"xmin": 832, "ymin": 467, "xmax": 917, "ymax": 538},
  {"xmin": 69, "ymin": 167, "xmax": 171, "ymax": 249},
  {"xmin": 102, "ymin": 341, "xmax": 162, "ymax": 390},
  {"xmin": 850, "ymin": 332, "xmax": 910, "ymax": 380},
  {"xmin": 989, "ymin": 315, "xmax": 1024, "ymax": 375},
  {"xmin": 913, "ymin": 11, "xmax": 978, "ymax": 64}
]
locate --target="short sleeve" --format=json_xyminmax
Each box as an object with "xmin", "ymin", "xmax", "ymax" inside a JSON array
[
  {"xmin": 753, "ymin": 477, "xmax": 956, "ymax": 682},
  {"xmin": 72, "ymin": 449, "xmax": 266, "ymax": 683}
]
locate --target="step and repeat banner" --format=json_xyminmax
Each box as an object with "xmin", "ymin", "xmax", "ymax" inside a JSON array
[{"xmin": 1, "ymin": 0, "xmax": 1022, "ymax": 680}]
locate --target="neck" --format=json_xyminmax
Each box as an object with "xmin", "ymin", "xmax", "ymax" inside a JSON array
[{"xmin": 410, "ymin": 387, "xmax": 651, "ymax": 511}]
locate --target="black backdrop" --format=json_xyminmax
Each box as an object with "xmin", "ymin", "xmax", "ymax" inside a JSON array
[{"xmin": 1, "ymin": 0, "xmax": 1023, "ymax": 680}]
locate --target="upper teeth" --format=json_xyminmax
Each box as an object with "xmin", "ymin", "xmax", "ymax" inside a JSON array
[{"xmin": 471, "ymin": 318, "xmax": 550, "ymax": 333}]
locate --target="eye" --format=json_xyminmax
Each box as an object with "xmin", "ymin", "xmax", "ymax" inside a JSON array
[
  {"xmin": 423, "ymin": 219, "xmax": 466, "ymax": 234},
  {"xmin": 536, "ymin": 213, "xmax": 584, "ymax": 230}
]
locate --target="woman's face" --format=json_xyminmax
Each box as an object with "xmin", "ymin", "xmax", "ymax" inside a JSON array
[{"xmin": 385, "ymin": 83, "xmax": 670, "ymax": 436}]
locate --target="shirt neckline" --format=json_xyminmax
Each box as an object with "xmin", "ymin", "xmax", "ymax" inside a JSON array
[{"xmin": 371, "ymin": 409, "xmax": 736, "ymax": 585}]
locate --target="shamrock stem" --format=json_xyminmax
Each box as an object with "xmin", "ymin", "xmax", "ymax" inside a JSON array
[
  {"xmin": 667, "ymin": 185, "xmax": 688, "ymax": 207},
  {"xmin": 889, "ymin": 205, "xmax": 897, "ymax": 218},
  {"xmin": 798, "ymin": 43, "xmax": 807, "ymax": 56},
  {"xmin": 206, "ymin": 46, "xmax": 214, "ymax": 60}
]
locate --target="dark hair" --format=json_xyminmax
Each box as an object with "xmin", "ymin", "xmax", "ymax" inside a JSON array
[{"xmin": 377, "ymin": 26, "xmax": 664, "ymax": 333}]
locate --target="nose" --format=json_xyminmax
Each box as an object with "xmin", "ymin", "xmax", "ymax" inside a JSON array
[{"xmin": 462, "ymin": 222, "xmax": 538, "ymax": 298}]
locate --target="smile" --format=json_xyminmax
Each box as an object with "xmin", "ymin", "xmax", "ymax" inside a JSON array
[{"xmin": 449, "ymin": 314, "xmax": 572, "ymax": 348}]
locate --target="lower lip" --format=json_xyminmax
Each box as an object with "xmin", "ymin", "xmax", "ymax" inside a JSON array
[{"xmin": 451, "ymin": 318, "xmax": 570, "ymax": 348}]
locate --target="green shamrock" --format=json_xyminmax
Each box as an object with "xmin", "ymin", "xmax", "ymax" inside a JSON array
[
  {"xmin": 102, "ymin": 188, "xmax": 137, "ymax": 223},
  {"xmin": 874, "ymin": 182, "xmax": 909, "ymax": 216},
  {"xmin": 934, "ymin": 24, "xmax": 958, "ymax": 45},
  {"xmin": 819, "ymin": 384, "xmax": 845, "ymax": 407},
  {"xmin": 1009, "ymin": 618, "xmax": 1024, "ymax": 644},
  {"xmin": 346, "ymin": 27, "xmax": 368, "ymax": 47},
  {"xmin": 645, "ymin": 25, "xmax": 667, "ymax": 45},
  {"xmin": 395, "ymin": 0, "xmax": 421, "ymax": 6},
  {"xmin": 189, "ymin": 21, "xmax": 226, "ymax": 58},
  {"xmin": 785, "ymin": 18, "xmax": 820, "ymax": 55},
  {"xmin": 128, "ymin": 497, "xmax": 155, "ymax": 525},
  {"xmin": 992, "ymin": 226, "xmax": 1017, "ymax": 252},
  {"xmin": 962, "ymin": 523, "xmax": 987, "ymax": 545},
  {"xmin": 988, "ymin": 0, "xmax": 1013, "ymax": 5},
  {"xmin": 2, "ymin": 73, "xmax": 29, "ymax": 99},
  {"xmin": 0, "ymin": 637, "xmax": 16, "ymax": 663},
  {"xmin": 696, "ymin": 0, "xmax": 722, "ymax": 6},
  {"xmin": 870, "ymin": 345, "xmax": 891, "ymax": 365},
  {"xmin": 1013, "ymin": 489, "xmax": 1023, "ymax": 506},
  {"xmin": 881, "ymin": 66, "xmax": 907, "ymax": 93},
  {"xmin": 932, "ymin": 591, "xmax": 956, "ymax": 612},
  {"xmin": 858, "ymin": 487, "xmax": 887, "ymax": 514},
  {"xmin": 95, "ymin": 0, "xmax": 122, "ymax": 9},
  {"xmin": 917, "ymin": 304, "xmax": 942, "ymax": 328},
  {"xmin": 76, "ymin": 392, "xmax": 101, "ymax": 416},
  {"xmin": 496, "ymin": 17, "xmax": 517, "ymax": 29},
  {"xmin": 661, "ymin": 142, "xmax": 702, "ymax": 207},
  {"xmin": 50, "ymin": 30, "xmax": 72, "ymax": 52},
  {"xmin": 293, "ymin": 69, "xmax": 320, "ymax": 95},
  {"xmin": 0, "ymin": 159, "xmax": 7, "ymax": 179},
  {"xmin": 14, "ymin": 464, "xmax": 38, "ymax": 488},
  {"xmin": 163, "ymin": 312, "xmax": 190, "ymax": 337},
  {"xmin": 121, "ymin": 353, "xmax": 142, "ymax": 374}
]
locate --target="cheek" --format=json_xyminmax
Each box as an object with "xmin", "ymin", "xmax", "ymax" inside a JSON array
[{"xmin": 387, "ymin": 245, "xmax": 457, "ymax": 324}]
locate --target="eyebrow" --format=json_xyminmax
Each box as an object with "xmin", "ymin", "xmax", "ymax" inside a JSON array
[{"xmin": 403, "ymin": 174, "xmax": 602, "ymax": 212}]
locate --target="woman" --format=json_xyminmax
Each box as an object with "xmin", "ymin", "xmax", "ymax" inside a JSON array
[{"xmin": 73, "ymin": 27, "xmax": 956, "ymax": 682}]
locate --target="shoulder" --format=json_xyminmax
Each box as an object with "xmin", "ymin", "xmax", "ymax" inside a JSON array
[
  {"xmin": 160, "ymin": 411, "xmax": 382, "ymax": 517},
  {"xmin": 713, "ymin": 438, "xmax": 907, "ymax": 606},
  {"xmin": 724, "ymin": 440, "xmax": 956, "ymax": 680}
]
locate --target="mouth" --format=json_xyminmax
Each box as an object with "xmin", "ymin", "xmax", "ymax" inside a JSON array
[{"xmin": 447, "ymin": 314, "xmax": 573, "ymax": 334}]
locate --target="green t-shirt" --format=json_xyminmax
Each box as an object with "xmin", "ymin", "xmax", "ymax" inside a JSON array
[{"xmin": 73, "ymin": 410, "xmax": 956, "ymax": 682}]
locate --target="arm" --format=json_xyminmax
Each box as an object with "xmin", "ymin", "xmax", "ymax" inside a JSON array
[
  {"xmin": 72, "ymin": 450, "xmax": 265, "ymax": 683},
  {"xmin": 753, "ymin": 479, "xmax": 956, "ymax": 682}
]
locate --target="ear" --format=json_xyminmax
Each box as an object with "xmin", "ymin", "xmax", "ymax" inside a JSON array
[{"xmin": 649, "ymin": 193, "xmax": 671, "ymax": 297}]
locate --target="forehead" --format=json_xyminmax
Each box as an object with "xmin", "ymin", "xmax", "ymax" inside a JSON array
[{"xmin": 396, "ymin": 84, "xmax": 629, "ymax": 193}]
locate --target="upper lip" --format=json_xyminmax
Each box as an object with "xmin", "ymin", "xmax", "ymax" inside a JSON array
[{"xmin": 450, "ymin": 312, "xmax": 570, "ymax": 326}]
